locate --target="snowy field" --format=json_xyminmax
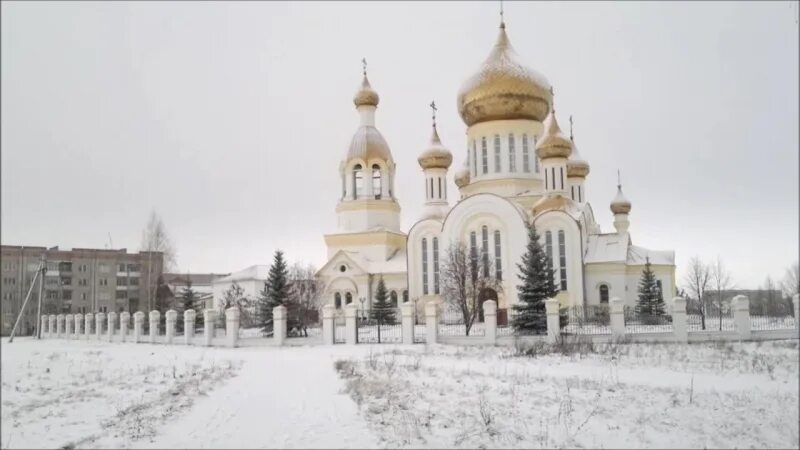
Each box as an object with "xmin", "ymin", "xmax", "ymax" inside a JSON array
[{"xmin": 2, "ymin": 337, "xmax": 798, "ymax": 449}]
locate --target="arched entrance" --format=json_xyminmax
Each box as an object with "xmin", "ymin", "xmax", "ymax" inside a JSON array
[{"xmin": 477, "ymin": 288, "xmax": 498, "ymax": 322}]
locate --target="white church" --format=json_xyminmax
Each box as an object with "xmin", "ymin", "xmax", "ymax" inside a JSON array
[{"xmin": 316, "ymin": 17, "xmax": 675, "ymax": 317}]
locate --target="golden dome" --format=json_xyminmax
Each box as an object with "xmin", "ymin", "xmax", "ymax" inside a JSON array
[
  {"xmin": 536, "ymin": 110, "xmax": 572, "ymax": 159},
  {"xmin": 532, "ymin": 194, "xmax": 575, "ymax": 216},
  {"xmin": 353, "ymin": 74, "xmax": 380, "ymax": 108},
  {"xmin": 457, "ymin": 23, "xmax": 552, "ymax": 127},
  {"xmin": 418, "ymin": 126, "xmax": 453, "ymax": 170},
  {"xmin": 610, "ymin": 185, "xmax": 631, "ymax": 214},
  {"xmin": 347, "ymin": 126, "xmax": 392, "ymax": 162},
  {"xmin": 454, "ymin": 160, "xmax": 470, "ymax": 188},
  {"xmin": 566, "ymin": 140, "xmax": 590, "ymax": 178}
]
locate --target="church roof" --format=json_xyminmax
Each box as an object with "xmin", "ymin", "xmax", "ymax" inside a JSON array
[
  {"xmin": 584, "ymin": 233, "xmax": 674, "ymax": 265},
  {"xmin": 347, "ymin": 125, "xmax": 392, "ymax": 162}
]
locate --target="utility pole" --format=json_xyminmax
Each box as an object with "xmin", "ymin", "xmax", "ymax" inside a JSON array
[
  {"xmin": 35, "ymin": 252, "xmax": 46, "ymax": 339},
  {"xmin": 10, "ymin": 253, "xmax": 46, "ymax": 343}
]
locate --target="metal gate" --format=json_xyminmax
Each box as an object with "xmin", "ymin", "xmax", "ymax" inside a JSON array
[
  {"xmin": 356, "ymin": 307, "xmax": 401, "ymax": 344},
  {"xmin": 333, "ymin": 311, "xmax": 346, "ymax": 344}
]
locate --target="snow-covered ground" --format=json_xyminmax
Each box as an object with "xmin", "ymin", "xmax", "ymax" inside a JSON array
[{"xmin": 2, "ymin": 337, "xmax": 798, "ymax": 449}]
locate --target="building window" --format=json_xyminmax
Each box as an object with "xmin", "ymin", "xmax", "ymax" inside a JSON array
[
  {"xmin": 494, "ymin": 230, "xmax": 502, "ymax": 281},
  {"xmin": 118, "ymin": 264, "xmax": 126, "ymax": 272},
  {"xmin": 560, "ymin": 167, "xmax": 564, "ymax": 190},
  {"xmin": 116, "ymin": 290, "xmax": 128, "ymax": 299},
  {"xmin": 390, "ymin": 291, "xmax": 398, "ymax": 307},
  {"xmin": 430, "ymin": 178, "xmax": 434, "ymax": 199},
  {"xmin": 545, "ymin": 230, "xmax": 553, "ymax": 272},
  {"xmin": 99, "ymin": 278, "xmax": 108, "ymax": 286},
  {"xmin": 403, "ymin": 290, "xmax": 408, "ymax": 303},
  {"xmin": 438, "ymin": 178, "xmax": 442, "ymax": 199},
  {"xmin": 571, "ymin": 185, "xmax": 575, "ymax": 201},
  {"xmin": 81, "ymin": 293, "xmax": 87, "ymax": 301},
  {"xmin": 472, "ymin": 141, "xmax": 477, "ymax": 177},
  {"xmin": 481, "ymin": 137, "xmax": 488, "ymax": 174},
  {"xmin": 116, "ymin": 277, "xmax": 127, "ymax": 286},
  {"xmin": 127, "ymin": 264, "xmax": 140, "ymax": 272},
  {"xmin": 508, "ymin": 134, "xmax": 516, "ymax": 172},
  {"xmin": 578, "ymin": 186, "xmax": 582, "ymax": 203},
  {"xmin": 421, "ymin": 238, "xmax": 429, "ymax": 295},
  {"xmin": 353, "ymin": 164, "xmax": 363, "ymax": 199},
  {"xmin": 372, "ymin": 164, "xmax": 382, "ymax": 199},
  {"xmin": 522, "ymin": 134, "xmax": 530, "ymax": 173},
  {"xmin": 558, "ymin": 230, "xmax": 567, "ymax": 291},
  {"xmin": 481, "ymin": 226, "xmax": 489, "ymax": 277},
  {"xmin": 345, "ymin": 292, "xmax": 352, "ymax": 305},
  {"xmin": 98, "ymin": 263, "xmax": 109, "ymax": 273},
  {"xmin": 493, "ymin": 135, "xmax": 501, "ymax": 172},
  {"xmin": 432, "ymin": 237, "xmax": 440, "ymax": 295},
  {"xmin": 551, "ymin": 168, "xmax": 555, "ymax": 190},
  {"xmin": 599, "ymin": 284, "xmax": 609, "ymax": 303},
  {"xmin": 334, "ymin": 293, "xmax": 342, "ymax": 309},
  {"xmin": 129, "ymin": 277, "xmax": 139, "ymax": 286}
]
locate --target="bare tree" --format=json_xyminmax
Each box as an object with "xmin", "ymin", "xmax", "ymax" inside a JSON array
[
  {"xmin": 287, "ymin": 262, "xmax": 324, "ymax": 337},
  {"xmin": 781, "ymin": 261, "xmax": 799, "ymax": 300},
  {"xmin": 140, "ymin": 210, "xmax": 176, "ymax": 311},
  {"xmin": 709, "ymin": 256, "xmax": 734, "ymax": 331},
  {"xmin": 682, "ymin": 256, "xmax": 711, "ymax": 330},
  {"xmin": 440, "ymin": 241, "xmax": 502, "ymax": 336}
]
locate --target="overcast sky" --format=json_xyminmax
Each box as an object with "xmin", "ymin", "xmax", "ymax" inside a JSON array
[{"xmin": 2, "ymin": 1, "xmax": 798, "ymax": 289}]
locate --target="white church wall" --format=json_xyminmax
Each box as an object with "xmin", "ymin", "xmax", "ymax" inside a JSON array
[
  {"xmin": 533, "ymin": 211, "xmax": 585, "ymax": 308},
  {"xmin": 407, "ymin": 219, "xmax": 444, "ymax": 306},
  {"xmin": 584, "ymin": 263, "xmax": 627, "ymax": 306}
]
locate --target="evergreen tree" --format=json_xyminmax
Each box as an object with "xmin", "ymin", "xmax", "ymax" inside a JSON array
[
  {"xmin": 179, "ymin": 279, "xmax": 203, "ymax": 332},
  {"xmin": 260, "ymin": 250, "xmax": 291, "ymax": 335},
  {"xmin": 256, "ymin": 281, "xmax": 271, "ymax": 333},
  {"xmin": 370, "ymin": 277, "xmax": 396, "ymax": 325},
  {"xmin": 512, "ymin": 224, "xmax": 559, "ymax": 334},
  {"xmin": 636, "ymin": 257, "xmax": 666, "ymax": 323}
]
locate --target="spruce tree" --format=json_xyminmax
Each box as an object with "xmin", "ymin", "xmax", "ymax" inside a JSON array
[
  {"xmin": 180, "ymin": 280, "xmax": 203, "ymax": 332},
  {"xmin": 512, "ymin": 224, "xmax": 559, "ymax": 334},
  {"xmin": 261, "ymin": 250, "xmax": 291, "ymax": 335},
  {"xmin": 256, "ymin": 281, "xmax": 271, "ymax": 333},
  {"xmin": 370, "ymin": 277, "xmax": 396, "ymax": 325},
  {"xmin": 636, "ymin": 257, "xmax": 666, "ymax": 323}
]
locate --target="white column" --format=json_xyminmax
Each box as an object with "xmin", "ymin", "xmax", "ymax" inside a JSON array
[
  {"xmin": 119, "ymin": 312, "xmax": 130, "ymax": 342},
  {"xmin": 133, "ymin": 311, "xmax": 144, "ymax": 343},
  {"xmin": 671, "ymin": 297, "xmax": 688, "ymax": 343},
  {"xmin": 322, "ymin": 304, "xmax": 335, "ymax": 345},
  {"xmin": 74, "ymin": 313, "xmax": 83, "ymax": 338},
  {"xmin": 425, "ymin": 301, "xmax": 439, "ymax": 344},
  {"xmin": 401, "ymin": 302, "xmax": 414, "ymax": 345},
  {"xmin": 273, "ymin": 305, "xmax": 287, "ymax": 346},
  {"xmin": 794, "ymin": 294, "xmax": 799, "ymax": 330},
  {"xmin": 41, "ymin": 315, "xmax": 49, "ymax": 337},
  {"xmin": 484, "ymin": 300, "xmax": 497, "ymax": 345},
  {"xmin": 84, "ymin": 313, "xmax": 93, "ymax": 338},
  {"xmin": 184, "ymin": 309, "xmax": 196, "ymax": 345},
  {"xmin": 732, "ymin": 295, "xmax": 751, "ymax": 339},
  {"xmin": 56, "ymin": 314, "xmax": 64, "ymax": 338},
  {"xmin": 344, "ymin": 304, "xmax": 358, "ymax": 345},
  {"xmin": 545, "ymin": 299, "xmax": 560, "ymax": 344},
  {"xmin": 48, "ymin": 315, "xmax": 56, "ymax": 338},
  {"xmin": 107, "ymin": 312, "xmax": 117, "ymax": 342},
  {"xmin": 203, "ymin": 309, "xmax": 214, "ymax": 347},
  {"xmin": 95, "ymin": 312, "xmax": 105, "ymax": 339},
  {"xmin": 149, "ymin": 310, "xmax": 160, "ymax": 343},
  {"xmin": 165, "ymin": 309, "xmax": 177, "ymax": 345},
  {"xmin": 610, "ymin": 297, "xmax": 625, "ymax": 340},
  {"xmin": 64, "ymin": 314, "xmax": 73, "ymax": 339},
  {"xmin": 226, "ymin": 307, "xmax": 240, "ymax": 348}
]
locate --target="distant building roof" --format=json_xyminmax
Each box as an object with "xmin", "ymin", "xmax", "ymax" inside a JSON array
[
  {"xmin": 214, "ymin": 265, "xmax": 270, "ymax": 284},
  {"xmin": 163, "ymin": 272, "xmax": 230, "ymax": 286}
]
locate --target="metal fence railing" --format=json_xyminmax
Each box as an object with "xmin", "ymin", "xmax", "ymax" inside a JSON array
[
  {"xmin": 750, "ymin": 314, "xmax": 797, "ymax": 331},
  {"xmin": 356, "ymin": 307, "xmax": 401, "ymax": 344},
  {"xmin": 624, "ymin": 306, "xmax": 673, "ymax": 333},
  {"xmin": 561, "ymin": 305, "xmax": 611, "ymax": 335},
  {"xmin": 497, "ymin": 307, "xmax": 547, "ymax": 336},
  {"xmin": 438, "ymin": 306, "xmax": 485, "ymax": 337},
  {"xmin": 687, "ymin": 312, "xmax": 734, "ymax": 331}
]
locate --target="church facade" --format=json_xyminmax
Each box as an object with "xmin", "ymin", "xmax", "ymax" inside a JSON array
[{"xmin": 317, "ymin": 19, "xmax": 675, "ymax": 316}]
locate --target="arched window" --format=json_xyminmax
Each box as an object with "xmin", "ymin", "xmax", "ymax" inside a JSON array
[
  {"xmin": 545, "ymin": 230, "xmax": 553, "ymax": 271},
  {"xmin": 403, "ymin": 290, "xmax": 408, "ymax": 303},
  {"xmin": 345, "ymin": 292, "xmax": 353, "ymax": 305},
  {"xmin": 493, "ymin": 135, "xmax": 501, "ymax": 172},
  {"xmin": 421, "ymin": 238, "xmax": 429, "ymax": 295},
  {"xmin": 438, "ymin": 178, "xmax": 442, "ymax": 199},
  {"xmin": 481, "ymin": 225, "xmax": 489, "ymax": 277},
  {"xmin": 571, "ymin": 185, "xmax": 576, "ymax": 201},
  {"xmin": 430, "ymin": 178, "xmax": 434, "ymax": 199},
  {"xmin": 551, "ymin": 168, "xmax": 555, "ymax": 190},
  {"xmin": 494, "ymin": 230, "xmax": 502, "ymax": 280},
  {"xmin": 472, "ymin": 141, "xmax": 477, "ymax": 177},
  {"xmin": 522, "ymin": 134, "xmax": 530, "ymax": 173},
  {"xmin": 560, "ymin": 167, "xmax": 565, "ymax": 190},
  {"xmin": 390, "ymin": 291, "xmax": 398, "ymax": 307},
  {"xmin": 508, "ymin": 134, "xmax": 516, "ymax": 172},
  {"xmin": 558, "ymin": 230, "xmax": 567, "ymax": 290},
  {"xmin": 433, "ymin": 237, "xmax": 440, "ymax": 294},
  {"xmin": 335, "ymin": 292, "xmax": 342, "ymax": 309},
  {"xmin": 533, "ymin": 135, "xmax": 540, "ymax": 172},
  {"xmin": 372, "ymin": 164, "xmax": 382, "ymax": 199},
  {"xmin": 353, "ymin": 164, "xmax": 363, "ymax": 199},
  {"xmin": 481, "ymin": 137, "xmax": 488, "ymax": 174},
  {"xmin": 469, "ymin": 231, "xmax": 478, "ymax": 277},
  {"xmin": 599, "ymin": 285, "xmax": 609, "ymax": 303}
]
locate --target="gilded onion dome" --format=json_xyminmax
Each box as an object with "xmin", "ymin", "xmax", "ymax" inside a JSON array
[
  {"xmin": 457, "ymin": 23, "xmax": 552, "ymax": 127},
  {"xmin": 610, "ymin": 184, "xmax": 632, "ymax": 214},
  {"xmin": 418, "ymin": 125, "xmax": 453, "ymax": 170},
  {"xmin": 347, "ymin": 126, "xmax": 392, "ymax": 161},
  {"xmin": 353, "ymin": 74, "xmax": 380, "ymax": 108},
  {"xmin": 567, "ymin": 140, "xmax": 590, "ymax": 178},
  {"xmin": 536, "ymin": 110, "xmax": 572, "ymax": 160},
  {"xmin": 532, "ymin": 194, "xmax": 574, "ymax": 216},
  {"xmin": 454, "ymin": 160, "xmax": 471, "ymax": 188}
]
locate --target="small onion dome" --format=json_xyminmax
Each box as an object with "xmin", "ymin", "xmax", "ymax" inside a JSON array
[
  {"xmin": 566, "ymin": 141, "xmax": 590, "ymax": 178},
  {"xmin": 353, "ymin": 74, "xmax": 380, "ymax": 108},
  {"xmin": 610, "ymin": 184, "xmax": 632, "ymax": 214},
  {"xmin": 454, "ymin": 160, "xmax": 471, "ymax": 188},
  {"xmin": 457, "ymin": 23, "xmax": 552, "ymax": 127},
  {"xmin": 532, "ymin": 194, "xmax": 574, "ymax": 216},
  {"xmin": 347, "ymin": 125, "xmax": 392, "ymax": 161},
  {"xmin": 536, "ymin": 110, "xmax": 572, "ymax": 160},
  {"xmin": 417, "ymin": 126, "xmax": 453, "ymax": 170}
]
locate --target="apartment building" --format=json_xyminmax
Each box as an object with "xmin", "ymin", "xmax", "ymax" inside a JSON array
[{"xmin": 0, "ymin": 245, "xmax": 163, "ymax": 336}]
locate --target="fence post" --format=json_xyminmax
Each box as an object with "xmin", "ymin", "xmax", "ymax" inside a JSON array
[
  {"xmin": 64, "ymin": 314, "xmax": 73, "ymax": 339},
  {"xmin": 484, "ymin": 300, "xmax": 497, "ymax": 345},
  {"xmin": 273, "ymin": 305, "xmax": 287, "ymax": 346},
  {"xmin": 545, "ymin": 299, "xmax": 560, "ymax": 344},
  {"xmin": 74, "ymin": 313, "xmax": 83, "ymax": 338},
  {"xmin": 322, "ymin": 304, "xmax": 335, "ymax": 345},
  {"xmin": 344, "ymin": 304, "xmax": 358, "ymax": 345},
  {"xmin": 671, "ymin": 296, "xmax": 688, "ymax": 343},
  {"xmin": 425, "ymin": 302, "xmax": 439, "ymax": 344},
  {"xmin": 107, "ymin": 312, "xmax": 117, "ymax": 342},
  {"xmin": 119, "ymin": 312, "xmax": 129, "ymax": 343},
  {"xmin": 165, "ymin": 310, "xmax": 177, "ymax": 345},
  {"xmin": 56, "ymin": 314, "xmax": 64, "ymax": 338},
  {"xmin": 49, "ymin": 315, "xmax": 56, "ymax": 338},
  {"xmin": 84, "ymin": 313, "xmax": 93, "ymax": 338},
  {"xmin": 401, "ymin": 302, "xmax": 415, "ymax": 345},
  {"xmin": 226, "ymin": 307, "xmax": 240, "ymax": 348},
  {"xmin": 149, "ymin": 310, "xmax": 160, "ymax": 344},
  {"xmin": 794, "ymin": 294, "xmax": 799, "ymax": 330},
  {"xmin": 732, "ymin": 295, "xmax": 751, "ymax": 339},
  {"xmin": 184, "ymin": 310, "xmax": 196, "ymax": 345},
  {"xmin": 133, "ymin": 311, "xmax": 144, "ymax": 343},
  {"xmin": 95, "ymin": 313, "xmax": 105, "ymax": 340},
  {"xmin": 609, "ymin": 298, "xmax": 625, "ymax": 340},
  {"xmin": 203, "ymin": 309, "xmax": 214, "ymax": 347}
]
